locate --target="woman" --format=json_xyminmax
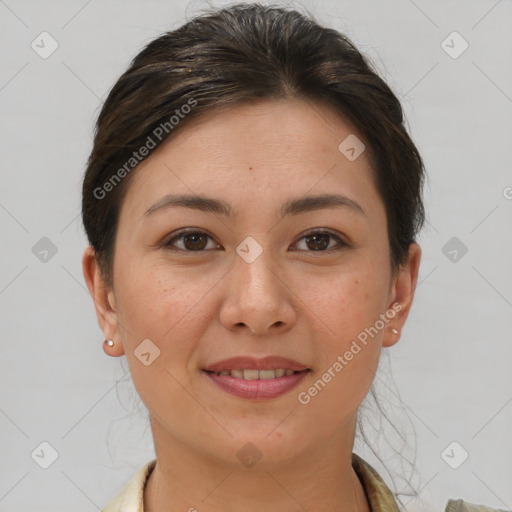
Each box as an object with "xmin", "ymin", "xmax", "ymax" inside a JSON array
[{"xmin": 81, "ymin": 3, "xmax": 502, "ymax": 511}]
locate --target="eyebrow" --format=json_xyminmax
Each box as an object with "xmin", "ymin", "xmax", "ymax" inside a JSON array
[{"xmin": 143, "ymin": 193, "xmax": 367, "ymax": 219}]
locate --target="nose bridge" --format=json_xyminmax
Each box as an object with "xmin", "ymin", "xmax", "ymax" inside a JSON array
[
  {"xmin": 234, "ymin": 242, "xmax": 282, "ymax": 305},
  {"xmin": 220, "ymin": 240, "xmax": 294, "ymax": 334}
]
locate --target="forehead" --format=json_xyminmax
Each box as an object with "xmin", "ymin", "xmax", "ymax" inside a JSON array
[{"xmin": 119, "ymin": 98, "xmax": 381, "ymax": 221}]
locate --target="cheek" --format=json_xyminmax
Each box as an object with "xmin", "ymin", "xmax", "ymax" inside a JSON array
[
  {"xmin": 297, "ymin": 265, "xmax": 388, "ymax": 392},
  {"xmin": 295, "ymin": 274, "xmax": 384, "ymax": 418},
  {"xmin": 114, "ymin": 271, "xmax": 209, "ymax": 412},
  {"xmin": 298, "ymin": 269, "xmax": 386, "ymax": 341},
  {"xmin": 114, "ymin": 261, "xmax": 212, "ymax": 358}
]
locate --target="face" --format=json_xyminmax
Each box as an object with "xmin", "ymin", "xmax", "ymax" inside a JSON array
[{"xmin": 84, "ymin": 98, "xmax": 420, "ymax": 469}]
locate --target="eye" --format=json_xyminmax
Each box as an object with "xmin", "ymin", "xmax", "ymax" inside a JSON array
[
  {"xmin": 162, "ymin": 228, "xmax": 348, "ymax": 253},
  {"xmin": 163, "ymin": 229, "xmax": 220, "ymax": 252},
  {"xmin": 292, "ymin": 229, "xmax": 348, "ymax": 253}
]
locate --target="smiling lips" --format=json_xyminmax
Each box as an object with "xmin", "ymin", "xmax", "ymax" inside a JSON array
[
  {"xmin": 202, "ymin": 355, "xmax": 311, "ymax": 399},
  {"xmin": 202, "ymin": 355, "xmax": 310, "ymax": 373},
  {"xmin": 212, "ymin": 368, "xmax": 299, "ymax": 379}
]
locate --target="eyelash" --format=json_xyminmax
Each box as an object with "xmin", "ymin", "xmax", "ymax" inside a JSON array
[{"xmin": 162, "ymin": 228, "xmax": 348, "ymax": 254}]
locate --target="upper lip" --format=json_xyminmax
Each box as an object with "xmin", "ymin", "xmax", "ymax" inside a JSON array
[{"xmin": 203, "ymin": 356, "xmax": 310, "ymax": 372}]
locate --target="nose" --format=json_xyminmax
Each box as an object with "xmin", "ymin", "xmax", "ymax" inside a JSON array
[{"xmin": 219, "ymin": 246, "xmax": 297, "ymax": 336}]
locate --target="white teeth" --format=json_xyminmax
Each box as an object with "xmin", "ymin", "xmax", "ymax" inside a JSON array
[
  {"xmin": 258, "ymin": 369, "xmax": 277, "ymax": 380},
  {"xmin": 215, "ymin": 369, "xmax": 301, "ymax": 379},
  {"xmin": 243, "ymin": 369, "xmax": 260, "ymax": 380}
]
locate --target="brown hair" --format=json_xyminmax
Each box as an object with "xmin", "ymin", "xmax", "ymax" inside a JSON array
[{"xmin": 82, "ymin": 2, "xmax": 425, "ymax": 290}]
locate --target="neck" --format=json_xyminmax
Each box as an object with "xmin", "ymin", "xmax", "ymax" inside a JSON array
[{"xmin": 143, "ymin": 417, "xmax": 370, "ymax": 512}]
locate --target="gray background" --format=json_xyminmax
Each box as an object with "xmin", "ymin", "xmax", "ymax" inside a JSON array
[{"xmin": 1, "ymin": 0, "xmax": 511, "ymax": 511}]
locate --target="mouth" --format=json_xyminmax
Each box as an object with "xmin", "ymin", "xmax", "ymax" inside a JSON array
[
  {"xmin": 202, "ymin": 368, "xmax": 311, "ymax": 399},
  {"xmin": 201, "ymin": 356, "xmax": 311, "ymax": 398},
  {"xmin": 203, "ymin": 368, "xmax": 310, "ymax": 379}
]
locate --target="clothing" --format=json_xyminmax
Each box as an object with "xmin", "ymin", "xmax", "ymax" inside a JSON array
[
  {"xmin": 101, "ymin": 453, "xmax": 507, "ymax": 512},
  {"xmin": 445, "ymin": 500, "xmax": 510, "ymax": 512}
]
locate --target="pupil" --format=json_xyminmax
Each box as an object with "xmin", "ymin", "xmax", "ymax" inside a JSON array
[
  {"xmin": 184, "ymin": 233, "xmax": 207, "ymax": 250},
  {"xmin": 306, "ymin": 234, "xmax": 328, "ymax": 250}
]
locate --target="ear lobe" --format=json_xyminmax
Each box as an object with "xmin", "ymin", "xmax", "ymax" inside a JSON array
[{"xmin": 382, "ymin": 243, "xmax": 422, "ymax": 348}]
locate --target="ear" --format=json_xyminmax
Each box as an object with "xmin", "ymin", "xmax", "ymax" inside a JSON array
[
  {"xmin": 82, "ymin": 246, "xmax": 125, "ymax": 357},
  {"xmin": 382, "ymin": 242, "xmax": 422, "ymax": 348}
]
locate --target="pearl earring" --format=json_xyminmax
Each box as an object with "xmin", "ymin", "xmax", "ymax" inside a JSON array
[
  {"xmin": 104, "ymin": 339, "xmax": 114, "ymax": 347},
  {"xmin": 391, "ymin": 328, "xmax": 399, "ymax": 335}
]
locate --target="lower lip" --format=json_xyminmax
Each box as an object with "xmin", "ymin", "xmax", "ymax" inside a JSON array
[{"xmin": 203, "ymin": 370, "xmax": 310, "ymax": 399}]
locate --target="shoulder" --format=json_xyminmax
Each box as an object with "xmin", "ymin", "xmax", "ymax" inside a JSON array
[
  {"xmin": 445, "ymin": 499, "xmax": 511, "ymax": 512},
  {"xmin": 101, "ymin": 459, "xmax": 157, "ymax": 512},
  {"xmin": 352, "ymin": 453, "xmax": 508, "ymax": 512}
]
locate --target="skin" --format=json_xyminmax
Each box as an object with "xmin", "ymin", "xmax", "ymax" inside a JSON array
[{"xmin": 83, "ymin": 98, "xmax": 421, "ymax": 512}]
